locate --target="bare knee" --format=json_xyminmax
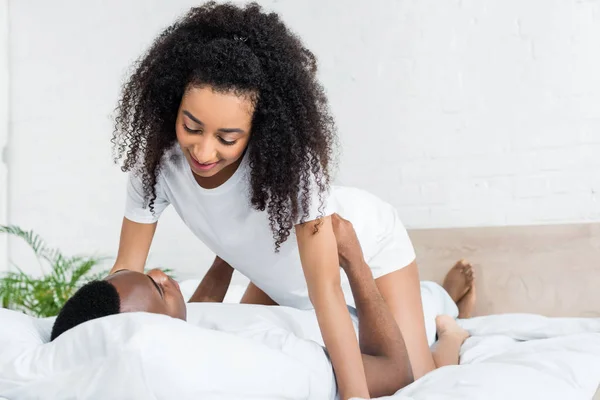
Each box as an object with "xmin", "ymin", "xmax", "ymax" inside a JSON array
[
  {"xmin": 378, "ymin": 359, "xmax": 414, "ymax": 397},
  {"xmin": 392, "ymin": 360, "xmax": 414, "ymax": 391}
]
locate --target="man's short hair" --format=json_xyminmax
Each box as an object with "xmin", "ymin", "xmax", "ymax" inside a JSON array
[{"xmin": 50, "ymin": 280, "xmax": 121, "ymax": 341}]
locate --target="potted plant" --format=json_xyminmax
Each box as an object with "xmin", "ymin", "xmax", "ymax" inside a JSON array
[{"xmin": 0, "ymin": 225, "xmax": 112, "ymax": 317}]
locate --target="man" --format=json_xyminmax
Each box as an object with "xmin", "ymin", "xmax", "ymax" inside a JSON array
[{"xmin": 51, "ymin": 215, "xmax": 474, "ymax": 398}]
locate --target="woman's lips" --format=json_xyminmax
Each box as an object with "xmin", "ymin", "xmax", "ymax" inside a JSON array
[{"xmin": 190, "ymin": 155, "xmax": 219, "ymax": 171}]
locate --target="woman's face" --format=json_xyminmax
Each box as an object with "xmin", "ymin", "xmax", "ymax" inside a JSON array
[{"xmin": 175, "ymin": 86, "xmax": 254, "ymax": 187}]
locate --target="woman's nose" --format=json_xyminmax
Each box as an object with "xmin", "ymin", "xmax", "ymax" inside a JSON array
[{"xmin": 192, "ymin": 142, "xmax": 217, "ymax": 163}]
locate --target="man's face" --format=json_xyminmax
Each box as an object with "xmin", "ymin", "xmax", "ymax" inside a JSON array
[{"xmin": 106, "ymin": 269, "xmax": 187, "ymax": 321}]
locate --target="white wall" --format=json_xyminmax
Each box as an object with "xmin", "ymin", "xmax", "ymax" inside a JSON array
[
  {"xmin": 5, "ymin": 0, "xmax": 600, "ymax": 279},
  {"xmin": 0, "ymin": 0, "xmax": 8, "ymax": 271}
]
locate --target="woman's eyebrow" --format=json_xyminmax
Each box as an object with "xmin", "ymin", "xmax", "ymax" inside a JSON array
[
  {"xmin": 183, "ymin": 110, "xmax": 203, "ymax": 125},
  {"xmin": 183, "ymin": 110, "xmax": 246, "ymax": 134}
]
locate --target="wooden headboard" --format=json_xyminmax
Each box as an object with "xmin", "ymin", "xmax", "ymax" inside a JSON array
[{"xmin": 409, "ymin": 222, "xmax": 600, "ymax": 318}]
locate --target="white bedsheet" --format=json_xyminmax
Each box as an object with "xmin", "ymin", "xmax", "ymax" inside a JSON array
[
  {"xmin": 361, "ymin": 314, "xmax": 600, "ymax": 400},
  {"xmin": 1, "ymin": 283, "xmax": 599, "ymax": 400}
]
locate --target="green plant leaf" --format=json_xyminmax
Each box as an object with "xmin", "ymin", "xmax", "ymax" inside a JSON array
[
  {"xmin": 0, "ymin": 226, "xmax": 110, "ymax": 317},
  {"xmin": 1, "ymin": 225, "xmax": 177, "ymax": 317},
  {"xmin": 0, "ymin": 225, "xmax": 61, "ymax": 265}
]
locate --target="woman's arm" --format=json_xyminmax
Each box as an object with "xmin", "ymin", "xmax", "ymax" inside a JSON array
[
  {"xmin": 296, "ymin": 216, "xmax": 369, "ymax": 400},
  {"xmin": 109, "ymin": 217, "xmax": 157, "ymax": 274},
  {"xmin": 111, "ymin": 215, "xmax": 233, "ymax": 303},
  {"xmin": 188, "ymin": 256, "xmax": 234, "ymax": 303}
]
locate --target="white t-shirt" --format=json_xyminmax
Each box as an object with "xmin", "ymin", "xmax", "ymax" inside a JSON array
[{"xmin": 125, "ymin": 146, "xmax": 416, "ymax": 309}]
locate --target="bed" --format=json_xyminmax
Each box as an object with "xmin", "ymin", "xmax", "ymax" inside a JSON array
[
  {"xmin": 403, "ymin": 222, "xmax": 600, "ymax": 400},
  {"xmin": 1, "ymin": 222, "xmax": 599, "ymax": 400}
]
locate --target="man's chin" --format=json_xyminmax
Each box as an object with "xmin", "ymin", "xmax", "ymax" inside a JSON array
[
  {"xmin": 178, "ymin": 308, "xmax": 187, "ymax": 321},
  {"xmin": 178, "ymin": 295, "xmax": 188, "ymax": 321}
]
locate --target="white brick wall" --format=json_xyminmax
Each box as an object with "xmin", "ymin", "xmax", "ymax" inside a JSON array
[
  {"xmin": 0, "ymin": 0, "xmax": 8, "ymax": 270},
  {"xmin": 4, "ymin": 0, "xmax": 600, "ymax": 278}
]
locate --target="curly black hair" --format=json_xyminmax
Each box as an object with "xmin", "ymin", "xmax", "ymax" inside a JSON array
[
  {"xmin": 50, "ymin": 281, "xmax": 121, "ymax": 341},
  {"xmin": 112, "ymin": 2, "xmax": 338, "ymax": 251}
]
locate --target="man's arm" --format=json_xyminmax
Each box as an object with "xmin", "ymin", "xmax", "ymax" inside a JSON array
[
  {"xmin": 231, "ymin": 213, "xmax": 414, "ymax": 397},
  {"xmin": 188, "ymin": 256, "xmax": 234, "ymax": 303},
  {"xmin": 332, "ymin": 213, "xmax": 414, "ymax": 397}
]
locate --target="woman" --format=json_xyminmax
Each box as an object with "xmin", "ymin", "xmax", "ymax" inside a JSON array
[{"xmin": 110, "ymin": 3, "xmax": 468, "ymax": 398}]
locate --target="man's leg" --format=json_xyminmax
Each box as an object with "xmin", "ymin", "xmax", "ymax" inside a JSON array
[
  {"xmin": 343, "ymin": 258, "xmax": 414, "ymax": 397},
  {"xmin": 431, "ymin": 315, "xmax": 469, "ymax": 367},
  {"xmin": 332, "ymin": 212, "xmax": 414, "ymax": 397},
  {"xmin": 377, "ymin": 260, "xmax": 476, "ymax": 378},
  {"xmin": 430, "ymin": 262, "xmax": 476, "ymax": 367},
  {"xmin": 343, "ymin": 252, "xmax": 413, "ymax": 397}
]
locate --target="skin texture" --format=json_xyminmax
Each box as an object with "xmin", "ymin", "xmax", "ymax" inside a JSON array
[
  {"xmin": 375, "ymin": 262, "xmax": 437, "ymax": 378},
  {"xmin": 188, "ymin": 256, "xmax": 234, "ymax": 303},
  {"xmin": 331, "ymin": 214, "xmax": 413, "ymax": 397},
  {"xmin": 112, "ymin": 218, "xmax": 157, "ymax": 274},
  {"xmin": 107, "ymin": 269, "xmax": 187, "ymax": 321},
  {"xmin": 375, "ymin": 260, "xmax": 471, "ymax": 377},
  {"xmin": 296, "ymin": 216, "xmax": 369, "ymax": 399},
  {"xmin": 175, "ymin": 87, "xmax": 253, "ymax": 189}
]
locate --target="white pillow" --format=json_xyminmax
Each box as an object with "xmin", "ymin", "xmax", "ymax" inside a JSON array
[
  {"xmin": 0, "ymin": 305, "xmax": 336, "ymax": 400},
  {"xmin": 0, "ymin": 308, "xmax": 53, "ymax": 360}
]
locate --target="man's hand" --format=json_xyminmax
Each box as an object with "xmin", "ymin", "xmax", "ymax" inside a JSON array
[{"xmin": 331, "ymin": 213, "xmax": 365, "ymax": 271}]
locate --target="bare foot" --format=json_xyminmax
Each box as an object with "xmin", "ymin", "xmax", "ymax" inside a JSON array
[
  {"xmin": 442, "ymin": 260, "xmax": 474, "ymax": 303},
  {"xmin": 457, "ymin": 284, "xmax": 477, "ymax": 319},
  {"xmin": 435, "ymin": 315, "xmax": 469, "ymax": 343}
]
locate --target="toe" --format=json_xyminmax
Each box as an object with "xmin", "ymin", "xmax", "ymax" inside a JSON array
[
  {"xmin": 464, "ymin": 266, "xmax": 473, "ymax": 278},
  {"xmin": 435, "ymin": 315, "xmax": 453, "ymax": 333}
]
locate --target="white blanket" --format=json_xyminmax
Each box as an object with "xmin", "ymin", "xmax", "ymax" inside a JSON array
[
  {"xmin": 1, "ymin": 283, "xmax": 599, "ymax": 400},
  {"xmin": 368, "ymin": 314, "xmax": 600, "ymax": 400}
]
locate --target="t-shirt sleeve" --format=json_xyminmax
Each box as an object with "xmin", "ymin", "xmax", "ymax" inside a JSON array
[{"xmin": 124, "ymin": 172, "xmax": 170, "ymax": 224}]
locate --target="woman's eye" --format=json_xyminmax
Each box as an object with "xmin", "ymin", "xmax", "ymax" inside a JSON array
[
  {"xmin": 218, "ymin": 137, "xmax": 237, "ymax": 146},
  {"xmin": 183, "ymin": 124, "xmax": 202, "ymax": 134}
]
